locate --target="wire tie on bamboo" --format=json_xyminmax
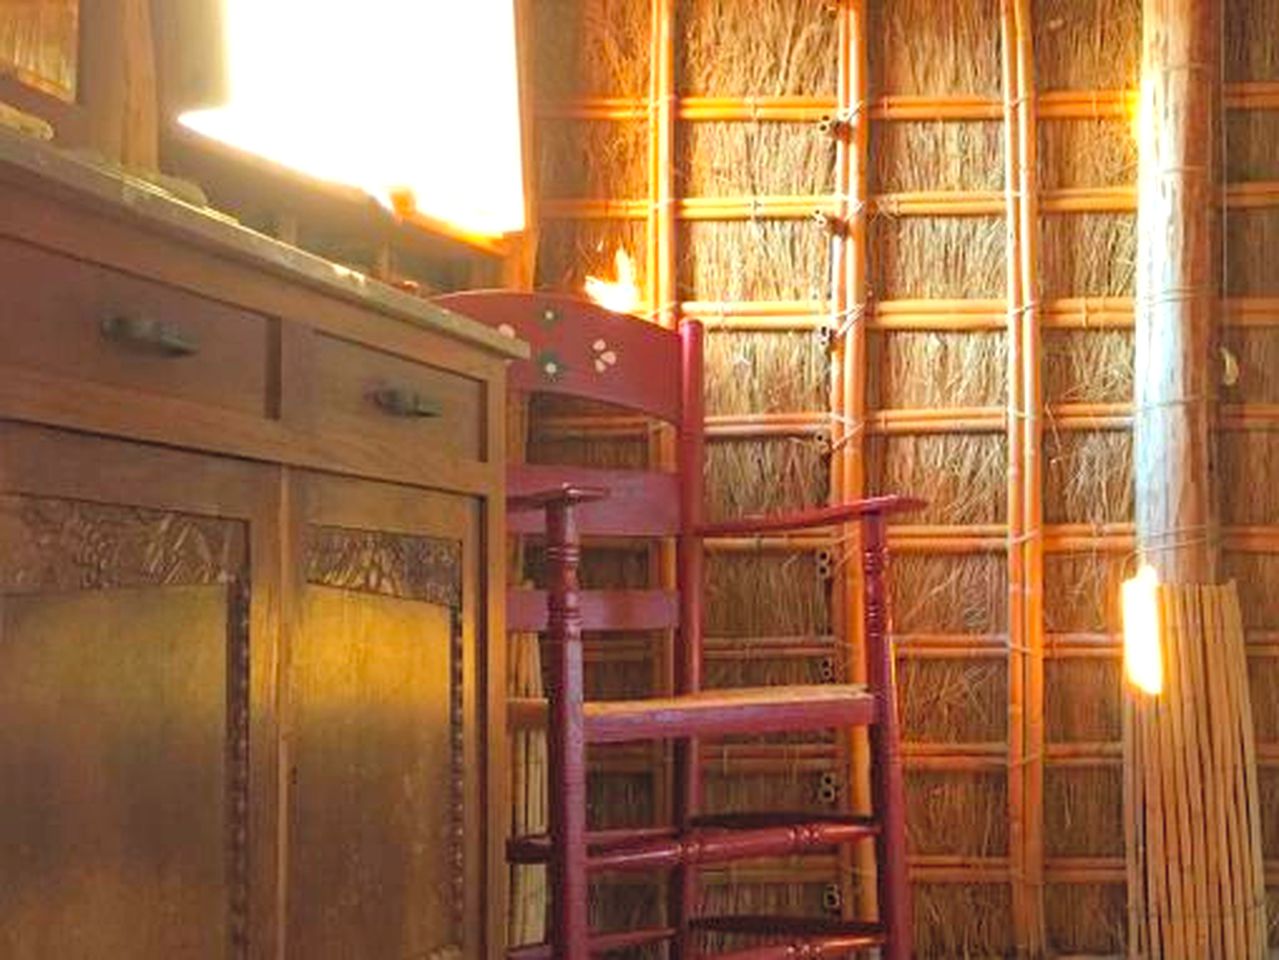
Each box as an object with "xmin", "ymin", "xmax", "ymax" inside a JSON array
[{"xmin": 1137, "ymin": 286, "xmax": 1216, "ymax": 310}]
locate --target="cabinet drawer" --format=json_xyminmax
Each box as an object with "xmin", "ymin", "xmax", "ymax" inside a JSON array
[
  {"xmin": 0, "ymin": 237, "xmax": 272, "ymax": 418},
  {"xmin": 311, "ymin": 334, "xmax": 485, "ymax": 463}
]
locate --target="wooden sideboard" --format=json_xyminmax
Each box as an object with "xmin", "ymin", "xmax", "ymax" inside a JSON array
[{"xmin": 0, "ymin": 129, "xmax": 522, "ymax": 959}]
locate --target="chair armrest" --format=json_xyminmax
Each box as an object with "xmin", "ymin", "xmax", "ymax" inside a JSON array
[
  {"xmin": 507, "ymin": 483, "xmax": 609, "ymax": 513},
  {"xmin": 695, "ymin": 495, "xmax": 925, "ymax": 537}
]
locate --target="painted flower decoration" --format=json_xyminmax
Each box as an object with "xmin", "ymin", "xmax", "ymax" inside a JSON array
[
  {"xmin": 497, "ymin": 323, "xmax": 517, "ymax": 339},
  {"xmin": 592, "ymin": 338, "xmax": 618, "ymax": 374},
  {"xmin": 537, "ymin": 349, "xmax": 565, "ymax": 381}
]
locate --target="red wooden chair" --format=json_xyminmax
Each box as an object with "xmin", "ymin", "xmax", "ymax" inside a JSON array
[{"xmin": 436, "ymin": 291, "xmax": 922, "ymax": 960}]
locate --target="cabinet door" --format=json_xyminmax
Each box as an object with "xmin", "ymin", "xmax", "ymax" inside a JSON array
[
  {"xmin": 286, "ymin": 472, "xmax": 482, "ymax": 959},
  {"xmin": 0, "ymin": 424, "xmax": 273, "ymax": 960}
]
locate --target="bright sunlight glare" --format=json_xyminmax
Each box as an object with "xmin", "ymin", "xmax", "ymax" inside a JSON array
[
  {"xmin": 1122, "ymin": 564, "xmax": 1163, "ymax": 696},
  {"xmin": 180, "ymin": 0, "xmax": 525, "ymax": 237},
  {"xmin": 584, "ymin": 248, "xmax": 641, "ymax": 315}
]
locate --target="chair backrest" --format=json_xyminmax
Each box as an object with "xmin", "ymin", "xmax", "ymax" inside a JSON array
[{"xmin": 434, "ymin": 291, "xmax": 704, "ymax": 643}]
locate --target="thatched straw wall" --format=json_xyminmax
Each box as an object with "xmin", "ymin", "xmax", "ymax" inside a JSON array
[{"xmin": 525, "ymin": 0, "xmax": 1279, "ymax": 953}]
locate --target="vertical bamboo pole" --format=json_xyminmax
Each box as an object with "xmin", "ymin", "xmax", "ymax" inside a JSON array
[
  {"xmin": 830, "ymin": 0, "xmax": 855, "ymax": 921},
  {"xmin": 649, "ymin": 0, "xmax": 682, "ymax": 945},
  {"xmin": 1013, "ymin": 1, "xmax": 1046, "ymax": 952},
  {"xmin": 1134, "ymin": 0, "xmax": 1222, "ymax": 583},
  {"xmin": 997, "ymin": 4, "xmax": 1029, "ymax": 952},
  {"xmin": 839, "ymin": 0, "xmax": 878, "ymax": 926}
]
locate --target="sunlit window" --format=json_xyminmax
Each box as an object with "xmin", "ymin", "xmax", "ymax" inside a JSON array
[{"xmin": 181, "ymin": 0, "xmax": 525, "ymax": 238}]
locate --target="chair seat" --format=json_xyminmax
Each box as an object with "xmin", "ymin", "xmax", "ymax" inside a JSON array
[
  {"xmin": 585, "ymin": 683, "xmax": 876, "ymax": 744},
  {"xmin": 694, "ymin": 917, "xmax": 887, "ymax": 958},
  {"xmin": 509, "ymin": 684, "xmax": 876, "ymax": 742},
  {"xmin": 508, "ymin": 918, "xmax": 885, "ymax": 960}
]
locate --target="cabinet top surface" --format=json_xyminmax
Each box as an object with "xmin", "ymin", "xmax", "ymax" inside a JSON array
[{"xmin": 0, "ymin": 129, "xmax": 528, "ymax": 361}]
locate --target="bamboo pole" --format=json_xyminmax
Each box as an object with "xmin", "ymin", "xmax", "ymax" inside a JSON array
[
  {"xmin": 998, "ymin": 5, "xmax": 1030, "ymax": 950},
  {"xmin": 840, "ymin": 0, "xmax": 878, "ymax": 925},
  {"xmin": 1012, "ymin": 0, "xmax": 1046, "ymax": 951},
  {"xmin": 678, "ymin": 295, "xmax": 1279, "ymax": 332},
  {"xmin": 830, "ymin": 0, "xmax": 858, "ymax": 924},
  {"xmin": 537, "ymin": 82, "xmax": 1279, "ymax": 122},
  {"xmin": 541, "ymin": 182, "xmax": 1279, "ymax": 221}
]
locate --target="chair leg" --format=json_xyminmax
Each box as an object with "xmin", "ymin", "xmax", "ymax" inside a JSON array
[
  {"xmin": 545, "ymin": 500, "xmax": 591, "ymax": 959},
  {"xmin": 669, "ymin": 737, "xmax": 700, "ymax": 960},
  {"xmin": 863, "ymin": 513, "xmax": 913, "ymax": 959},
  {"xmin": 872, "ymin": 722, "xmax": 912, "ymax": 960}
]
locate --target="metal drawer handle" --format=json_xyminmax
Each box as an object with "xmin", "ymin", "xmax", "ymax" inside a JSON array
[
  {"xmin": 101, "ymin": 315, "xmax": 199, "ymax": 357},
  {"xmin": 372, "ymin": 386, "xmax": 443, "ymax": 419}
]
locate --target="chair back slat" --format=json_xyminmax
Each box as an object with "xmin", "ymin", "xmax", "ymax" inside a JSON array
[
  {"xmin": 508, "ymin": 588, "xmax": 680, "ymax": 633},
  {"xmin": 435, "ymin": 291, "xmax": 683, "ymax": 424},
  {"xmin": 509, "ymin": 465, "xmax": 680, "ymax": 537}
]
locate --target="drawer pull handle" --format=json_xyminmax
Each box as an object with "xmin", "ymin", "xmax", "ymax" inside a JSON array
[
  {"xmin": 101, "ymin": 316, "xmax": 199, "ymax": 357},
  {"xmin": 373, "ymin": 387, "xmax": 443, "ymax": 419}
]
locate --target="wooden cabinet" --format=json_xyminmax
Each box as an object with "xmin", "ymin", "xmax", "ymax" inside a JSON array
[{"xmin": 0, "ymin": 131, "xmax": 520, "ymax": 959}]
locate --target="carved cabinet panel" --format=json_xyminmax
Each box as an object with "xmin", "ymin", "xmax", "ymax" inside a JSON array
[
  {"xmin": 285, "ymin": 473, "xmax": 480, "ymax": 960},
  {"xmin": 0, "ymin": 426, "xmax": 257, "ymax": 959}
]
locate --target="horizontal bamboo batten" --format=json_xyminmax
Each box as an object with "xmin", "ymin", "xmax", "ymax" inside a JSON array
[
  {"xmin": 605, "ymin": 858, "xmax": 1279, "ymax": 889},
  {"xmin": 542, "ymin": 182, "xmax": 1279, "ymax": 221},
  {"xmin": 586, "ymin": 632, "xmax": 1279, "ymax": 665},
  {"xmin": 537, "ymin": 401, "xmax": 1279, "ymax": 442},
  {"xmin": 536, "ymin": 82, "xmax": 1279, "ymax": 123},
  {"xmin": 683, "ymin": 297, "xmax": 1279, "ymax": 332}
]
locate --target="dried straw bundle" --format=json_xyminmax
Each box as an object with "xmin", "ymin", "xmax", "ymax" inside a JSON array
[
  {"xmin": 1043, "ymin": 552, "xmax": 1124, "ymax": 634},
  {"xmin": 891, "ymin": 553, "xmax": 1009, "ymax": 635},
  {"xmin": 868, "ymin": 434, "xmax": 1008, "ymax": 525},
  {"xmin": 705, "ymin": 331, "xmax": 827, "ymax": 415},
  {"xmin": 1249, "ymin": 659, "xmax": 1279, "ymax": 744},
  {"xmin": 1032, "ymin": 0, "xmax": 1141, "ymax": 90},
  {"xmin": 1220, "ymin": 432, "xmax": 1279, "ymax": 525},
  {"xmin": 869, "ymin": 331, "xmax": 1007, "ymax": 409},
  {"xmin": 868, "ymin": 0, "xmax": 1002, "ymax": 96},
  {"xmin": 1039, "ymin": 212, "xmax": 1137, "ymax": 298},
  {"xmin": 1045, "ymin": 658, "xmax": 1123, "ymax": 742},
  {"xmin": 1227, "ymin": 110, "xmax": 1279, "ymax": 182},
  {"xmin": 872, "ymin": 122, "xmax": 1005, "ymax": 193},
  {"xmin": 540, "ymin": 120, "xmax": 649, "ymax": 200},
  {"xmin": 703, "ymin": 768, "xmax": 835, "ymax": 814},
  {"xmin": 536, "ymin": 219, "xmax": 649, "ymax": 298},
  {"xmin": 533, "ymin": 0, "xmax": 650, "ymax": 97},
  {"xmin": 1038, "ymin": 118, "xmax": 1137, "ymax": 189},
  {"xmin": 705, "ymin": 553, "xmax": 829, "ymax": 637},
  {"xmin": 1226, "ymin": 208, "xmax": 1279, "ymax": 296},
  {"xmin": 1044, "ymin": 766, "xmax": 1123, "ymax": 856},
  {"xmin": 913, "ymin": 884, "xmax": 1014, "ymax": 957},
  {"xmin": 677, "ymin": 0, "xmax": 838, "ymax": 95},
  {"xmin": 900, "ymin": 656, "xmax": 1008, "ymax": 742},
  {"xmin": 1043, "ymin": 429, "xmax": 1134, "ymax": 525},
  {"xmin": 1224, "ymin": 553, "xmax": 1279, "ymax": 629},
  {"xmin": 906, "ymin": 770, "xmax": 1008, "ymax": 856},
  {"xmin": 870, "ymin": 216, "xmax": 1006, "ymax": 299},
  {"xmin": 1044, "ymin": 883, "xmax": 1126, "ymax": 955},
  {"xmin": 1225, "ymin": 0, "xmax": 1279, "ymax": 82},
  {"xmin": 679, "ymin": 220, "xmax": 829, "ymax": 301},
  {"xmin": 678, "ymin": 122, "xmax": 835, "ymax": 197},
  {"xmin": 706, "ymin": 438, "xmax": 829, "ymax": 521},
  {"xmin": 587, "ymin": 768, "xmax": 657, "ymax": 828},
  {"xmin": 1043, "ymin": 329, "xmax": 1134, "ymax": 403},
  {"xmin": 705, "ymin": 644, "xmax": 837, "ymax": 689}
]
